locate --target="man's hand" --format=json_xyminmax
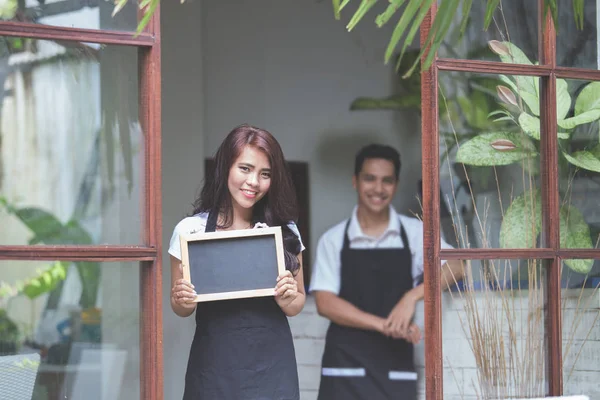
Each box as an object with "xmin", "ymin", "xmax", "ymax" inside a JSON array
[{"xmin": 384, "ymin": 292, "xmax": 417, "ymax": 338}]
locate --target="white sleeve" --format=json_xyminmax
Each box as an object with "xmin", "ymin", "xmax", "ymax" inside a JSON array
[
  {"xmin": 168, "ymin": 223, "xmax": 184, "ymax": 260},
  {"xmin": 168, "ymin": 215, "xmax": 208, "ymax": 260},
  {"xmin": 286, "ymin": 221, "xmax": 306, "ymax": 252},
  {"xmin": 309, "ymin": 231, "xmax": 342, "ymax": 295},
  {"xmin": 412, "ymin": 219, "xmax": 455, "ymax": 284}
]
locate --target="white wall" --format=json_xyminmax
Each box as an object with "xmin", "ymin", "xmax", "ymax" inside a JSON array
[
  {"xmin": 201, "ymin": 0, "xmax": 423, "ymax": 255},
  {"xmin": 161, "ymin": 0, "xmax": 204, "ymax": 399}
]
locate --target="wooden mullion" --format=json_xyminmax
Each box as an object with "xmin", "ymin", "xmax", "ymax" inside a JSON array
[
  {"xmin": 441, "ymin": 248, "xmax": 555, "ymax": 260},
  {"xmin": 538, "ymin": 2, "xmax": 562, "ymax": 396},
  {"xmin": 442, "ymin": 248, "xmax": 600, "ymax": 260},
  {"xmin": 0, "ymin": 21, "xmax": 154, "ymax": 46},
  {"xmin": 0, "ymin": 245, "xmax": 156, "ymax": 261},
  {"xmin": 555, "ymin": 66, "xmax": 600, "ymax": 81},
  {"xmin": 421, "ymin": 4, "xmax": 442, "ymax": 400},
  {"xmin": 437, "ymin": 58, "xmax": 552, "ymax": 76},
  {"xmin": 139, "ymin": 4, "xmax": 163, "ymax": 400}
]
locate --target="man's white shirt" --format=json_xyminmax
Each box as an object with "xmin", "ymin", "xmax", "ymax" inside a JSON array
[{"xmin": 309, "ymin": 206, "xmax": 452, "ymax": 294}]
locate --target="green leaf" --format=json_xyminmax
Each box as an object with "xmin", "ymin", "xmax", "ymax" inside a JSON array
[
  {"xmin": 521, "ymin": 91, "xmax": 540, "ymax": 116},
  {"xmin": 572, "ymin": 0, "xmax": 584, "ymax": 30},
  {"xmin": 500, "ymin": 190, "xmax": 541, "ymax": 248},
  {"xmin": 496, "ymin": 41, "xmax": 534, "ymax": 66},
  {"xmin": 12, "ymin": 208, "xmax": 64, "ymax": 241},
  {"xmin": 518, "ymin": 113, "xmax": 541, "ymax": 139},
  {"xmin": 563, "ymin": 151, "xmax": 600, "ymax": 173},
  {"xmin": 340, "ymin": 0, "xmax": 351, "ymax": 11},
  {"xmin": 394, "ymin": 0, "xmax": 436, "ymax": 71},
  {"xmin": 347, "ymin": 0, "xmax": 379, "ymax": 32},
  {"xmin": 494, "ymin": 42, "xmax": 538, "ymax": 102},
  {"xmin": 500, "ymin": 190, "xmax": 594, "ymax": 274},
  {"xmin": 543, "ymin": 0, "xmax": 558, "ymax": 33},
  {"xmin": 375, "ymin": 0, "xmax": 405, "ymax": 27},
  {"xmin": 458, "ymin": 91, "xmax": 490, "ymax": 129},
  {"xmin": 385, "ymin": 0, "xmax": 426, "ymax": 63},
  {"xmin": 21, "ymin": 261, "xmax": 68, "ymax": 299},
  {"xmin": 136, "ymin": 0, "xmax": 158, "ymax": 35},
  {"xmin": 458, "ymin": 0, "xmax": 473, "ymax": 36},
  {"xmin": 416, "ymin": 0, "xmax": 460, "ymax": 76},
  {"xmin": 332, "ymin": 0, "xmax": 341, "ymax": 19},
  {"xmin": 403, "ymin": 0, "xmax": 459, "ymax": 76},
  {"xmin": 76, "ymin": 262, "xmax": 101, "ymax": 309},
  {"xmin": 558, "ymin": 109, "xmax": 600, "ymax": 130},
  {"xmin": 556, "ymin": 79, "xmax": 571, "ymax": 120},
  {"xmin": 112, "ymin": 0, "xmax": 128, "ymax": 17},
  {"xmin": 483, "ymin": 0, "xmax": 500, "ymax": 30},
  {"xmin": 591, "ymin": 144, "xmax": 600, "ymax": 159},
  {"xmin": 560, "ymin": 205, "xmax": 593, "ymax": 273},
  {"xmin": 574, "ymin": 81, "xmax": 600, "ymax": 115},
  {"xmin": 456, "ymin": 132, "xmax": 536, "ymax": 166}
]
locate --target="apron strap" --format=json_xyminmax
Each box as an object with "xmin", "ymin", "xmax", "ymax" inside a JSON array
[
  {"xmin": 206, "ymin": 209, "xmax": 218, "ymax": 233},
  {"xmin": 343, "ymin": 217, "xmax": 409, "ymax": 251}
]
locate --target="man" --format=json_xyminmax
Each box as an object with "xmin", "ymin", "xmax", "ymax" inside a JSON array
[{"xmin": 310, "ymin": 144, "xmax": 462, "ymax": 400}]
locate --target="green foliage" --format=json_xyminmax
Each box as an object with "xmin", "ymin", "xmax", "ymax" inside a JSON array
[
  {"xmin": 0, "ymin": 309, "xmax": 19, "ymax": 343},
  {"xmin": 21, "ymin": 262, "xmax": 69, "ymax": 300},
  {"xmin": 0, "ymin": 198, "xmax": 100, "ymax": 309},
  {"xmin": 451, "ymin": 41, "xmax": 600, "ymax": 272},
  {"xmin": 455, "ymin": 132, "xmax": 536, "ymax": 166},
  {"xmin": 500, "ymin": 190, "xmax": 593, "ymax": 273},
  {"xmin": 327, "ymin": 0, "xmax": 584, "ymax": 76}
]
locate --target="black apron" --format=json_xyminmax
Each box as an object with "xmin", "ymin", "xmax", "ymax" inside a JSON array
[
  {"xmin": 183, "ymin": 211, "xmax": 300, "ymax": 400},
  {"xmin": 317, "ymin": 219, "xmax": 417, "ymax": 400}
]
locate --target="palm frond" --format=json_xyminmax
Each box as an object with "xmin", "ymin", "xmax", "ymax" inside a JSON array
[{"xmin": 331, "ymin": 0, "xmax": 586, "ymax": 77}]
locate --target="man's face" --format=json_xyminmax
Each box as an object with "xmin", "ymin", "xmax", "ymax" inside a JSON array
[{"xmin": 353, "ymin": 158, "xmax": 398, "ymax": 215}]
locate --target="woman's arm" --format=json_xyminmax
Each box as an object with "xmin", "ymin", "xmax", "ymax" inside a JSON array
[
  {"xmin": 274, "ymin": 253, "xmax": 306, "ymax": 316},
  {"xmin": 170, "ymin": 255, "xmax": 197, "ymax": 317}
]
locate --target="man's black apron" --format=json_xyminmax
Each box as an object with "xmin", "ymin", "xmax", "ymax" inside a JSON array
[
  {"xmin": 182, "ymin": 211, "xmax": 300, "ymax": 400},
  {"xmin": 317, "ymin": 219, "xmax": 417, "ymax": 400}
]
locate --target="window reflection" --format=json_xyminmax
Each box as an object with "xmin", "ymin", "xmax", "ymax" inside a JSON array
[
  {"xmin": 0, "ymin": 37, "xmax": 142, "ymax": 245},
  {"xmin": 0, "ymin": 0, "xmax": 139, "ymax": 32},
  {"xmin": 0, "ymin": 260, "xmax": 140, "ymax": 399}
]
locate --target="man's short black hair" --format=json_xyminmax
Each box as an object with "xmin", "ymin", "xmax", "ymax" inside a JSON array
[{"xmin": 354, "ymin": 144, "xmax": 401, "ymax": 180}]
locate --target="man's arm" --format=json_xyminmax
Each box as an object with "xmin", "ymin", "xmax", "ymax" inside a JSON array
[
  {"xmin": 385, "ymin": 259, "xmax": 464, "ymax": 336},
  {"xmin": 314, "ymin": 290, "xmax": 386, "ymax": 333}
]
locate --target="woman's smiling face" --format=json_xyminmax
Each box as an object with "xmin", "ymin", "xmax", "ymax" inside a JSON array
[{"xmin": 228, "ymin": 145, "xmax": 272, "ymax": 213}]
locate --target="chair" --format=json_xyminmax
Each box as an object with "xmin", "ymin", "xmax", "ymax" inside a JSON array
[{"xmin": 0, "ymin": 352, "xmax": 41, "ymax": 400}]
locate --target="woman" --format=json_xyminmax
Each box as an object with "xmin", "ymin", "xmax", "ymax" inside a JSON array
[{"xmin": 168, "ymin": 124, "xmax": 306, "ymax": 400}]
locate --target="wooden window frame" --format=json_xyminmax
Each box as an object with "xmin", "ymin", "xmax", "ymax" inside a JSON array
[
  {"xmin": 420, "ymin": 2, "xmax": 600, "ymax": 399},
  {"xmin": 0, "ymin": 12, "xmax": 163, "ymax": 400}
]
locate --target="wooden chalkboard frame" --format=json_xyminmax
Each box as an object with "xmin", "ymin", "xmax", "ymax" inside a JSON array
[{"xmin": 179, "ymin": 227, "xmax": 286, "ymax": 302}]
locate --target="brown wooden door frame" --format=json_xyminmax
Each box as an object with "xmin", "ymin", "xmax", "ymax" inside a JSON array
[
  {"xmin": 0, "ymin": 12, "xmax": 163, "ymax": 400},
  {"xmin": 420, "ymin": 2, "xmax": 600, "ymax": 399}
]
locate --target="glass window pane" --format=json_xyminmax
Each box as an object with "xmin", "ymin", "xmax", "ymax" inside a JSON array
[
  {"xmin": 557, "ymin": 1, "xmax": 598, "ymax": 69},
  {"xmin": 558, "ymin": 79, "xmax": 600, "ymax": 252},
  {"xmin": 0, "ymin": 260, "xmax": 141, "ymax": 399},
  {"xmin": 438, "ymin": 259, "xmax": 548, "ymax": 398},
  {"xmin": 438, "ymin": 71, "xmax": 541, "ymax": 249},
  {"xmin": 561, "ymin": 260, "xmax": 600, "ymax": 398},
  {"xmin": 0, "ymin": 0, "xmax": 139, "ymax": 32},
  {"xmin": 0, "ymin": 38, "xmax": 143, "ymax": 245},
  {"xmin": 437, "ymin": 0, "xmax": 538, "ymax": 64}
]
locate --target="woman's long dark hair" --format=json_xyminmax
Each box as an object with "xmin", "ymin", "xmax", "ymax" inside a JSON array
[{"xmin": 193, "ymin": 124, "xmax": 302, "ymax": 273}]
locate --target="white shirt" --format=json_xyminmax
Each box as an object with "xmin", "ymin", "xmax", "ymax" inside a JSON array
[
  {"xmin": 309, "ymin": 206, "xmax": 452, "ymax": 294},
  {"xmin": 168, "ymin": 212, "xmax": 305, "ymax": 260}
]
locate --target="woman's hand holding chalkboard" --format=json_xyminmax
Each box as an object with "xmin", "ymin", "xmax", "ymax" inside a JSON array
[
  {"xmin": 274, "ymin": 270, "xmax": 299, "ymax": 308},
  {"xmin": 171, "ymin": 264, "xmax": 198, "ymax": 309}
]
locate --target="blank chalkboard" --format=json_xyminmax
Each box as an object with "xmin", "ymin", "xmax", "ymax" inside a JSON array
[{"xmin": 179, "ymin": 227, "xmax": 285, "ymax": 302}]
